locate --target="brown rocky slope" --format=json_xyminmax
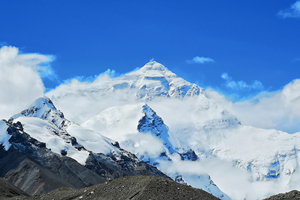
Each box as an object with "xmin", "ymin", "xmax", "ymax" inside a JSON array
[
  {"xmin": 263, "ymin": 190, "xmax": 300, "ymax": 200},
  {"xmin": 5, "ymin": 175, "xmax": 220, "ymax": 200}
]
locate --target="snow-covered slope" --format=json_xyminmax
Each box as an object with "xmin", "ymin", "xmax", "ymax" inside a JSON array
[
  {"xmin": 14, "ymin": 116, "xmax": 90, "ymax": 165},
  {"xmin": 7, "ymin": 97, "xmax": 120, "ymax": 165}
]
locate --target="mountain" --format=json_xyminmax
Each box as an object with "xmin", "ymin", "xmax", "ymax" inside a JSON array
[
  {"xmin": 4, "ymin": 175, "xmax": 220, "ymax": 200},
  {"xmin": 0, "ymin": 61, "xmax": 297, "ymax": 199},
  {"xmin": 0, "ymin": 97, "xmax": 169, "ymax": 196},
  {"xmin": 48, "ymin": 61, "xmax": 203, "ymax": 100},
  {"xmin": 81, "ymin": 103, "xmax": 230, "ymax": 199},
  {"xmin": 119, "ymin": 61, "xmax": 203, "ymax": 99}
]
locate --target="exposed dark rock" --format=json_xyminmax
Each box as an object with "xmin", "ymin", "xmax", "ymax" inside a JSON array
[
  {"xmin": 179, "ymin": 149, "xmax": 199, "ymax": 161},
  {"xmin": 111, "ymin": 141, "xmax": 120, "ymax": 148}
]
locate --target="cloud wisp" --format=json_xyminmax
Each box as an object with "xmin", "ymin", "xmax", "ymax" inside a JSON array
[
  {"xmin": 221, "ymin": 73, "xmax": 263, "ymax": 90},
  {"xmin": 278, "ymin": 1, "xmax": 300, "ymax": 19},
  {"xmin": 186, "ymin": 56, "xmax": 215, "ymax": 64}
]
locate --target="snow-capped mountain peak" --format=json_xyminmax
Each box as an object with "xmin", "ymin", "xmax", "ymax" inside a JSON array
[
  {"xmin": 10, "ymin": 96, "xmax": 71, "ymax": 129},
  {"xmin": 122, "ymin": 61, "xmax": 204, "ymax": 99}
]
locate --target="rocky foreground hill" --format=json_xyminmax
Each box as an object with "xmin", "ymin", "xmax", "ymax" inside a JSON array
[
  {"xmin": 3, "ymin": 175, "xmax": 300, "ymax": 200},
  {"xmin": 3, "ymin": 175, "xmax": 220, "ymax": 200},
  {"xmin": 0, "ymin": 178, "xmax": 28, "ymax": 199}
]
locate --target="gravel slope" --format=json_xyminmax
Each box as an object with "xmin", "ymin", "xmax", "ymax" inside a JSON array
[
  {"xmin": 263, "ymin": 190, "xmax": 300, "ymax": 200},
  {"xmin": 6, "ymin": 175, "xmax": 220, "ymax": 200},
  {"xmin": 0, "ymin": 177, "xmax": 29, "ymax": 198}
]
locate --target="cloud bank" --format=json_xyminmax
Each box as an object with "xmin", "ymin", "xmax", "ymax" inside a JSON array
[
  {"xmin": 186, "ymin": 56, "xmax": 215, "ymax": 64},
  {"xmin": 206, "ymin": 79, "xmax": 300, "ymax": 133},
  {"xmin": 278, "ymin": 1, "xmax": 300, "ymax": 18},
  {"xmin": 0, "ymin": 46, "xmax": 54, "ymax": 120}
]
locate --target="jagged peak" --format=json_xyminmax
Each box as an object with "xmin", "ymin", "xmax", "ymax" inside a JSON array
[
  {"xmin": 10, "ymin": 96, "xmax": 70, "ymax": 129},
  {"xmin": 27, "ymin": 96, "xmax": 57, "ymax": 111},
  {"xmin": 13, "ymin": 96, "xmax": 60, "ymax": 118}
]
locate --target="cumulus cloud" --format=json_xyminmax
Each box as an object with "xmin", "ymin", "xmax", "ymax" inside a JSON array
[
  {"xmin": 186, "ymin": 56, "xmax": 215, "ymax": 64},
  {"xmin": 278, "ymin": 1, "xmax": 300, "ymax": 18},
  {"xmin": 221, "ymin": 73, "xmax": 263, "ymax": 90},
  {"xmin": 0, "ymin": 46, "xmax": 54, "ymax": 120}
]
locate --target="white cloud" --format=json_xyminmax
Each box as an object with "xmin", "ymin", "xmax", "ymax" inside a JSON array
[
  {"xmin": 221, "ymin": 73, "xmax": 263, "ymax": 90},
  {"xmin": 159, "ymin": 158, "xmax": 289, "ymax": 200},
  {"xmin": 186, "ymin": 56, "xmax": 215, "ymax": 64},
  {"xmin": 206, "ymin": 79, "xmax": 300, "ymax": 133},
  {"xmin": 121, "ymin": 132, "xmax": 165, "ymax": 158},
  {"xmin": 0, "ymin": 46, "xmax": 54, "ymax": 120},
  {"xmin": 278, "ymin": 1, "xmax": 300, "ymax": 18}
]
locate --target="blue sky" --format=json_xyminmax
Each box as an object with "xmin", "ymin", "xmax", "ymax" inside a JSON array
[{"xmin": 1, "ymin": 0, "xmax": 300, "ymax": 100}]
